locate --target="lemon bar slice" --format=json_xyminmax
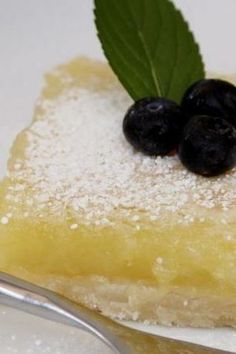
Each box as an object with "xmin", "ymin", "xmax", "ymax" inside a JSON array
[{"xmin": 0, "ymin": 57, "xmax": 236, "ymax": 327}]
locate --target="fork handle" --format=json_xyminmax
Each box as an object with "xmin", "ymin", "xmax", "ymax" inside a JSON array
[{"xmin": 0, "ymin": 272, "xmax": 131, "ymax": 354}]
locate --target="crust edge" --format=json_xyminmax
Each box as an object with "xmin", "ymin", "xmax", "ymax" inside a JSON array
[{"xmin": 14, "ymin": 271, "xmax": 236, "ymax": 328}]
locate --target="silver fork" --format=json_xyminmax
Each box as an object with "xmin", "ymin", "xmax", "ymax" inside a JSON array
[{"xmin": 0, "ymin": 272, "xmax": 233, "ymax": 354}]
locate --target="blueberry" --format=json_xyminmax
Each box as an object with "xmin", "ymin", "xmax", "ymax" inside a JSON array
[
  {"xmin": 123, "ymin": 97, "xmax": 186, "ymax": 156},
  {"xmin": 179, "ymin": 115, "xmax": 236, "ymax": 176},
  {"xmin": 181, "ymin": 79, "xmax": 236, "ymax": 127}
]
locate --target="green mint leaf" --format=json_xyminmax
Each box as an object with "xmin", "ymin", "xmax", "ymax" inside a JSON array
[{"xmin": 94, "ymin": 0, "xmax": 205, "ymax": 103}]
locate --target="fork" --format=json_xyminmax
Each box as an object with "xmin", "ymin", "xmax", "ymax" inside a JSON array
[{"xmin": 0, "ymin": 272, "xmax": 233, "ymax": 354}]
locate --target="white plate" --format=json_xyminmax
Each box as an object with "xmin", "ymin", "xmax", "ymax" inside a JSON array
[{"xmin": 0, "ymin": 1, "xmax": 236, "ymax": 352}]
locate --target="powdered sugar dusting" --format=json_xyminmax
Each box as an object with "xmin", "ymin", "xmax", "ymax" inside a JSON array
[{"xmin": 5, "ymin": 87, "xmax": 236, "ymax": 226}]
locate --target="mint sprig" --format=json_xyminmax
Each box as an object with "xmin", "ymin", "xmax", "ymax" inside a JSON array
[{"xmin": 94, "ymin": 0, "xmax": 205, "ymax": 103}]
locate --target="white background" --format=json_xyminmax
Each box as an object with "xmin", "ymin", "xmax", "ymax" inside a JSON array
[{"xmin": 0, "ymin": 0, "xmax": 236, "ymax": 352}]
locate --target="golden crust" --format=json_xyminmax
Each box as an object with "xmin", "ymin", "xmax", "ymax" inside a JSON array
[{"xmin": 13, "ymin": 270, "xmax": 236, "ymax": 328}]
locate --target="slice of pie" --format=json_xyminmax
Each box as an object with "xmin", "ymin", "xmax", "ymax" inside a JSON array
[{"xmin": 0, "ymin": 57, "xmax": 235, "ymax": 327}]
